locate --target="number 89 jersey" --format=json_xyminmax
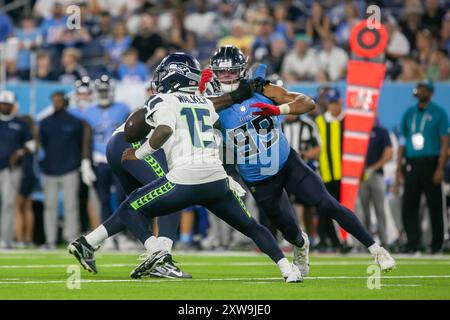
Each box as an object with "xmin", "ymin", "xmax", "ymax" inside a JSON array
[
  {"xmin": 218, "ymin": 93, "xmax": 291, "ymax": 182},
  {"xmin": 144, "ymin": 93, "xmax": 227, "ymax": 185}
]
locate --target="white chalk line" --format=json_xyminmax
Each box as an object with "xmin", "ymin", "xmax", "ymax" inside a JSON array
[
  {"xmin": 0, "ymin": 275, "xmax": 449, "ymax": 285},
  {"xmin": 1, "ymin": 260, "xmax": 450, "ymax": 269}
]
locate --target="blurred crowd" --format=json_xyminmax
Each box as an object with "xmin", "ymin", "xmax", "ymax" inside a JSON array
[{"xmin": 1, "ymin": 0, "xmax": 450, "ymax": 84}]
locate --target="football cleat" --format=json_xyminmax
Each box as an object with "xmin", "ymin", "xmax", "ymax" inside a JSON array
[
  {"xmin": 130, "ymin": 250, "xmax": 171, "ymax": 279},
  {"xmin": 137, "ymin": 252, "xmax": 192, "ymax": 278},
  {"xmin": 284, "ymin": 264, "xmax": 303, "ymax": 283},
  {"xmin": 149, "ymin": 256, "xmax": 192, "ymax": 279},
  {"xmin": 372, "ymin": 246, "xmax": 396, "ymax": 272},
  {"xmin": 293, "ymin": 232, "xmax": 310, "ymax": 277},
  {"xmin": 68, "ymin": 236, "xmax": 98, "ymax": 274}
]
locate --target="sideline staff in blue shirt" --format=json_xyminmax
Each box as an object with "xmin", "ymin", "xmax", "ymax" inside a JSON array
[
  {"xmin": 396, "ymin": 81, "xmax": 450, "ymax": 254},
  {"xmin": 0, "ymin": 90, "xmax": 35, "ymax": 248}
]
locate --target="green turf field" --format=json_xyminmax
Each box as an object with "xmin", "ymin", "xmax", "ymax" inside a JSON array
[{"xmin": 1, "ymin": 250, "xmax": 449, "ymax": 299}]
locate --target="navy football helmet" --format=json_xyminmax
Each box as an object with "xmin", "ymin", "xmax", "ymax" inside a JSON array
[
  {"xmin": 94, "ymin": 74, "xmax": 115, "ymax": 107},
  {"xmin": 210, "ymin": 45, "xmax": 248, "ymax": 93},
  {"xmin": 152, "ymin": 53, "xmax": 202, "ymax": 94}
]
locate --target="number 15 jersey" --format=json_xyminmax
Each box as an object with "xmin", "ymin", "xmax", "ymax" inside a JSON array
[
  {"xmin": 144, "ymin": 93, "xmax": 227, "ymax": 185},
  {"xmin": 218, "ymin": 93, "xmax": 290, "ymax": 182}
]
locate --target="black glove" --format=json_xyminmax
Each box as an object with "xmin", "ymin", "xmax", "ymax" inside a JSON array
[
  {"xmin": 229, "ymin": 79, "xmax": 254, "ymax": 103},
  {"xmin": 251, "ymin": 77, "xmax": 270, "ymax": 94}
]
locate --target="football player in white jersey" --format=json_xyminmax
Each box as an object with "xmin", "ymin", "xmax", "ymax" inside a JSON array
[{"xmin": 69, "ymin": 53, "xmax": 302, "ymax": 282}]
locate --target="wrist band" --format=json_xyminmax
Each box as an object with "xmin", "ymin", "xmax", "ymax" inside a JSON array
[
  {"xmin": 278, "ymin": 104, "xmax": 291, "ymax": 115},
  {"xmin": 135, "ymin": 142, "xmax": 156, "ymax": 160}
]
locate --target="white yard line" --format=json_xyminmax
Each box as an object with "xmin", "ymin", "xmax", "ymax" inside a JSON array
[
  {"xmin": 0, "ymin": 275, "xmax": 449, "ymax": 285},
  {"xmin": 1, "ymin": 260, "xmax": 450, "ymax": 269}
]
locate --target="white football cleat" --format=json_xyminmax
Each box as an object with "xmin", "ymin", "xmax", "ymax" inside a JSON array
[
  {"xmin": 372, "ymin": 246, "xmax": 396, "ymax": 272},
  {"xmin": 284, "ymin": 264, "xmax": 303, "ymax": 283},
  {"xmin": 293, "ymin": 232, "xmax": 310, "ymax": 277}
]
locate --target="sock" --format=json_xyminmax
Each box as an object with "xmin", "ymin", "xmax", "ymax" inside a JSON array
[
  {"xmin": 277, "ymin": 258, "xmax": 292, "ymax": 277},
  {"xmin": 157, "ymin": 236, "xmax": 173, "ymax": 254},
  {"xmin": 368, "ymin": 243, "xmax": 381, "ymax": 254},
  {"xmin": 85, "ymin": 225, "xmax": 108, "ymax": 248},
  {"xmin": 144, "ymin": 236, "xmax": 158, "ymax": 254},
  {"xmin": 180, "ymin": 233, "xmax": 190, "ymax": 243}
]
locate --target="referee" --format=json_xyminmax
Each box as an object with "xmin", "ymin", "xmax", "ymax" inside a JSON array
[{"xmin": 396, "ymin": 81, "xmax": 450, "ymax": 254}]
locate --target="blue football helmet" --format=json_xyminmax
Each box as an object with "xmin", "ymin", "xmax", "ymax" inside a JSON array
[{"xmin": 152, "ymin": 53, "xmax": 202, "ymax": 94}]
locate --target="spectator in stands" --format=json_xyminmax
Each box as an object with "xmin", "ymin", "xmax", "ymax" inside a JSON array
[
  {"xmin": 440, "ymin": 11, "xmax": 450, "ymax": 53},
  {"xmin": 89, "ymin": 11, "xmax": 112, "ymax": 40},
  {"xmin": 427, "ymin": 49, "xmax": 450, "ymax": 81},
  {"xmin": 104, "ymin": 21, "xmax": 132, "ymax": 67},
  {"xmin": 318, "ymin": 36, "xmax": 348, "ymax": 82},
  {"xmin": 218, "ymin": 20, "xmax": 254, "ymax": 57},
  {"xmin": 413, "ymin": 29, "xmax": 436, "ymax": 71},
  {"xmin": 386, "ymin": 18, "xmax": 411, "ymax": 62},
  {"xmin": 165, "ymin": 9, "xmax": 196, "ymax": 53},
  {"xmin": 396, "ymin": 81, "xmax": 449, "ymax": 254},
  {"xmin": 358, "ymin": 119, "xmax": 393, "ymax": 247},
  {"xmin": 15, "ymin": 115, "xmax": 38, "ymax": 249},
  {"xmin": 39, "ymin": 91, "xmax": 84, "ymax": 250},
  {"xmin": 35, "ymin": 51, "xmax": 58, "ymax": 81},
  {"xmin": 40, "ymin": 1, "xmax": 67, "ymax": 44},
  {"xmin": 335, "ymin": 2, "xmax": 361, "ymax": 49},
  {"xmin": 252, "ymin": 18, "xmax": 277, "ymax": 63},
  {"xmin": 57, "ymin": 48, "xmax": 88, "ymax": 84},
  {"xmin": 273, "ymin": 4, "xmax": 295, "ymax": 46},
  {"xmin": 0, "ymin": 91, "xmax": 35, "ymax": 249},
  {"xmin": 265, "ymin": 35, "xmax": 287, "ymax": 75},
  {"xmin": 184, "ymin": 0, "xmax": 219, "ymax": 40},
  {"xmin": 215, "ymin": 1, "xmax": 234, "ymax": 38},
  {"xmin": 421, "ymin": 0, "xmax": 446, "ymax": 37},
  {"xmin": 400, "ymin": 6, "xmax": 423, "ymax": 52},
  {"xmin": 116, "ymin": 48, "xmax": 150, "ymax": 83},
  {"xmin": 306, "ymin": 2, "xmax": 331, "ymax": 45},
  {"xmin": 398, "ymin": 57, "xmax": 426, "ymax": 81},
  {"xmin": 131, "ymin": 13, "xmax": 166, "ymax": 68},
  {"xmin": 281, "ymin": 34, "xmax": 319, "ymax": 82},
  {"xmin": 0, "ymin": 12, "xmax": 14, "ymax": 42},
  {"xmin": 15, "ymin": 16, "xmax": 43, "ymax": 76}
]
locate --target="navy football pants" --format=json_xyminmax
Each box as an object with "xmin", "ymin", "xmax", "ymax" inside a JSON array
[
  {"xmin": 116, "ymin": 176, "xmax": 285, "ymax": 263},
  {"xmin": 245, "ymin": 149, "xmax": 375, "ymax": 248},
  {"xmin": 102, "ymin": 132, "xmax": 180, "ymax": 240}
]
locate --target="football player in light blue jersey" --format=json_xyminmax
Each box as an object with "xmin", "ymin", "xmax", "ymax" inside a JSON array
[
  {"xmin": 83, "ymin": 75, "xmax": 130, "ymax": 229},
  {"xmin": 212, "ymin": 45, "xmax": 395, "ymax": 274}
]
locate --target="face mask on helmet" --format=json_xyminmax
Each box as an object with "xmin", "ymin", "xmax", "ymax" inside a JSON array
[
  {"xmin": 210, "ymin": 46, "xmax": 248, "ymax": 93},
  {"xmin": 94, "ymin": 76, "xmax": 115, "ymax": 107}
]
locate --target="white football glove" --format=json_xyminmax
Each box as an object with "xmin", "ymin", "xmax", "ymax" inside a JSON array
[
  {"xmin": 227, "ymin": 176, "xmax": 246, "ymax": 197},
  {"xmin": 81, "ymin": 158, "xmax": 97, "ymax": 186}
]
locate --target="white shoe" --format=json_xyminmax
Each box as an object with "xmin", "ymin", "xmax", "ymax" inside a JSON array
[
  {"xmin": 372, "ymin": 247, "xmax": 396, "ymax": 272},
  {"xmin": 284, "ymin": 264, "xmax": 303, "ymax": 283},
  {"xmin": 293, "ymin": 232, "xmax": 310, "ymax": 277}
]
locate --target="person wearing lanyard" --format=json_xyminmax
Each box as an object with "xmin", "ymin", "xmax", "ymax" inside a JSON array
[{"xmin": 396, "ymin": 80, "xmax": 450, "ymax": 254}]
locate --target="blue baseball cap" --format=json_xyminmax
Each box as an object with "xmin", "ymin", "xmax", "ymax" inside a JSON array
[{"xmin": 324, "ymin": 87, "xmax": 341, "ymax": 103}]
